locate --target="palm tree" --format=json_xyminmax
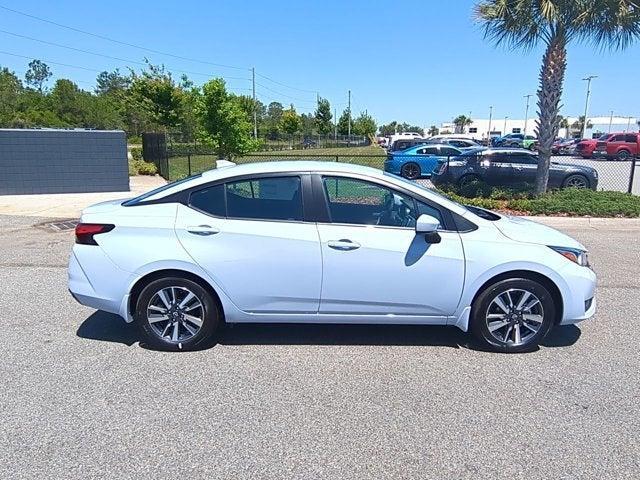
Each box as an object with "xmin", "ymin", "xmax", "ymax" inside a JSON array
[
  {"xmin": 558, "ymin": 115, "xmax": 570, "ymax": 138},
  {"xmin": 453, "ymin": 115, "xmax": 473, "ymax": 134},
  {"xmin": 570, "ymin": 115, "xmax": 593, "ymax": 136},
  {"xmin": 428, "ymin": 125, "xmax": 440, "ymax": 137},
  {"xmin": 475, "ymin": 1, "xmax": 640, "ymax": 194}
]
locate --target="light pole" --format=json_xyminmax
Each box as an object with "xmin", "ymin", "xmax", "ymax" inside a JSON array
[
  {"xmin": 487, "ymin": 106, "xmax": 493, "ymax": 145},
  {"xmin": 503, "ymin": 116, "xmax": 508, "ymax": 135},
  {"xmin": 627, "ymin": 116, "xmax": 632, "ymax": 132},
  {"xmin": 608, "ymin": 110, "xmax": 614, "ymax": 133},
  {"xmin": 523, "ymin": 94, "xmax": 533, "ymax": 135},
  {"xmin": 581, "ymin": 75, "xmax": 597, "ymax": 140}
]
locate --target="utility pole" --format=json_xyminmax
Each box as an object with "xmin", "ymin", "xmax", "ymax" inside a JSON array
[
  {"xmin": 523, "ymin": 94, "xmax": 533, "ymax": 136},
  {"xmin": 334, "ymin": 107, "xmax": 337, "ymax": 144},
  {"xmin": 251, "ymin": 67, "xmax": 257, "ymax": 139},
  {"xmin": 487, "ymin": 106, "xmax": 493, "ymax": 145},
  {"xmin": 581, "ymin": 75, "xmax": 597, "ymax": 140},
  {"xmin": 347, "ymin": 90, "xmax": 351, "ymax": 144},
  {"xmin": 503, "ymin": 116, "xmax": 508, "ymax": 135},
  {"xmin": 608, "ymin": 111, "xmax": 614, "ymax": 133}
]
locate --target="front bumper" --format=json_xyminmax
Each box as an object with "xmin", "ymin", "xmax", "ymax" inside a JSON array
[{"xmin": 558, "ymin": 263, "xmax": 597, "ymax": 325}]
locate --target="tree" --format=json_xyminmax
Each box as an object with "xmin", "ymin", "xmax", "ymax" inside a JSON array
[
  {"xmin": 378, "ymin": 121, "xmax": 424, "ymax": 136},
  {"xmin": 427, "ymin": 125, "xmax": 439, "ymax": 137},
  {"xmin": 0, "ymin": 68, "xmax": 23, "ymax": 126},
  {"xmin": 24, "ymin": 59, "xmax": 52, "ymax": 93},
  {"xmin": 352, "ymin": 112, "xmax": 377, "ymax": 136},
  {"xmin": 315, "ymin": 98, "xmax": 332, "ymax": 135},
  {"xmin": 337, "ymin": 108, "xmax": 352, "ymax": 135},
  {"xmin": 280, "ymin": 105, "xmax": 301, "ymax": 146},
  {"xmin": 49, "ymin": 79, "xmax": 91, "ymax": 126},
  {"xmin": 95, "ymin": 69, "xmax": 130, "ymax": 95},
  {"xmin": 197, "ymin": 78, "xmax": 258, "ymax": 158},
  {"xmin": 127, "ymin": 63, "xmax": 184, "ymax": 131},
  {"xmin": 570, "ymin": 115, "xmax": 593, "ymax": 136},
  {"xmin": 476, "ymin": 0, "xmax": 640, "ymax": 194},
  {"xmin": 265, "ymin": 101, "xmax": 284, "ymax": 138},
  {"xmin": 558, "ymin": 115, "xmax": 570, "ymax": 137},
  {"xmin": 452, "ymin": 115, "xmax": 473, "ymax": 133}
]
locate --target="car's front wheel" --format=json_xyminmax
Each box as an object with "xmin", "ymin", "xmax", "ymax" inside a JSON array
[
  {"xmin": 562, "ymin": 174, "xmax": 589, "ymax": 189},
  {"xmin": 135, "ymin": 276, "xmax": 220, "ymax": 351},
  {"xmin": 470, "ymin": 278, "xmax": 556, "ymax": 353}
]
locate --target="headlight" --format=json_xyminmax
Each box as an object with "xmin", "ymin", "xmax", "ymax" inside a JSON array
[{"xmin": 549, "ymin": 246, "xmax": 590, "ymax": 267}]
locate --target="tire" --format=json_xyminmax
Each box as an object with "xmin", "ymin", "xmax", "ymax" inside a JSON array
[
  {"xmin": 616, "ymin": 150, "xmax": 631, "ymax": 161},
  {"xmin": 134, "ymin": 276, "xmax": 220, "ymax": 351},
  {"xmin": 470, "ymin": 278, "xmax": 556, "ymax": 353},
  {"xmin": 400, "ymin": 162, "xmax": 421, "ymax": 180},
  {"xmin": 458, "ymin": 174, "xmax": 480, "ymax": 187},
  {"xmin": 562, "ymin": 174, "xmax": 589, "ymax": 189}
]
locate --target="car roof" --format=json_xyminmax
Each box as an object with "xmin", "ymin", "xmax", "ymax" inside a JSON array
[{"xmin": 140, "ymin": 160, "xmax": 469, "ymax": 215}]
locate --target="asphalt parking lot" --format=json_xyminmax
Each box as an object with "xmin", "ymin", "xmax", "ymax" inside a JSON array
[{"xmin": 1, "ymin": 214, "xmax": 639, "ymax": 479}]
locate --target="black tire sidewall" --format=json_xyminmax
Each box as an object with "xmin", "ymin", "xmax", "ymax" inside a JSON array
[
  {"xmin": 401, "ymin": 162, "xmax": 421, "ymax": 179},
  {"xmin": 135, "ymin": 277, "xmax": 219, "ymax": 351},
  {"xmin": 470, "ymin": 278, "xmax": 555, "ymax": 353},
  {"xmin": 563, "ymin": 174, "xmax": 588, "ymax": 189}
]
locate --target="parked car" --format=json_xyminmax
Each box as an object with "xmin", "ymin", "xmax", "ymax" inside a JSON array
[
  {"xmin": 553, "ymin": 138, "xmax": 580, "ymax": 155},
  {"xmin": 493, "ymin": 133, "xmax": 537, "ymax": 149},
  {"xmin": 388, "ymin": 138, "xmax": 430, "ymax": 153},
  {"xmin": 428, "ymin": 137, "xmax": 482, "ymax": 149},
  {"xmin": 431, "ymin": 148, "xmax": 598, "ymax": 190},
  {"xmin": 69, "ymin": 160, "xmax": 596, "ymax": 353},
  {"xmin": 302, "ymin": 138, "xmax": 317, "ymax": 149},
  {"xmin": 592, "ymin": 132, "xmax": 640, "ymax": 160},
  {"xmin": 385, "ymin": 144, "xmax": 470, "ymax": 179},
  {"xmin": 575, "ymin": 137, "xmax": 601, "ymax": 159}
]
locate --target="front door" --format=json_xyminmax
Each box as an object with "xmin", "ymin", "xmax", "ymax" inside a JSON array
[
  {"xmin": 315, "ymin": 175, "xmax": 465, "ymax": 317},
  {"xmin": 479, "ymin": 152, "xmax": 515, "ymax": 186},
  {"xmin": 174, "ymin": 175, "xmax": 322, "ymax": 314}
]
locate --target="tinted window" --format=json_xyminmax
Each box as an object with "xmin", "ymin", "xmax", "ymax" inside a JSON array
[
  {"xmin": 416, "ymin": 147, "xmax": 438, "ymax": 155},
  {"xmin": 416, "ymin": 200, "xmax": 444, "ymax": 226},
  {"xmin": 226, "ymin": 176, "xmax": 303, "ymax": 221},
  {"xmin": 612, "ymin": 135, "xmax": 625, "ymax": 142},
  {"xmin": 190, "ymin": 185, "xmax": 225, "ymax": 216},
  {"xmin": 625, "ymin": 134, "xmax": 638, "ymax": 143},
  {"xmin": 510, "ymin": 153, "xmax": 537, "ymax": 165},
  {"xmin": 323, "ymin": 177, "xmax": 421, "ymax": 228},
  {"xmin": 441, "ymin": 147, "xmax": 461, "ymax": 156}
]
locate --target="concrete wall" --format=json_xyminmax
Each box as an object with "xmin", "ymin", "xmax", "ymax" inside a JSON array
[{"xmin": 0, "ymin": 129, "xmax": 130, "ymax": 195}]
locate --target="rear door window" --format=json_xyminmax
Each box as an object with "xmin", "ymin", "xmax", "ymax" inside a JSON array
[{"xmin": 225, "ymin": 176, "xmax": 303, "ymax": 221}]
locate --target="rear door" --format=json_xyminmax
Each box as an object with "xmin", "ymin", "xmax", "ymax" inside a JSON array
[
  {"xmin": 175, "ymin": 174, "xmax": 322, "ymax": 314},
  {"xmin": 509, "ymin": 151, "xmax": 538, "ymax": 184}
]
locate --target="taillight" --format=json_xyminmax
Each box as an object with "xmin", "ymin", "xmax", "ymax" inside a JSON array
[{"xmin": 75, "ymin": 223, "xmax": 115, "ymax": 245}]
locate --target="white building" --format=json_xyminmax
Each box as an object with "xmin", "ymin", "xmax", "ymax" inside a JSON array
[{"xmin": 437, "ymin": 115, "xmax": 638, "ymax": 140}]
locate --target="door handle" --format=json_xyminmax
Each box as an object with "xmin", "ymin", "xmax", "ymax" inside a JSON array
[
  {"xmin": 327, "ymin": 239, "xmax": 361, "ymax": 251},
  {"xmin": 187, "ymin": 225, "xmax": 220, "ymax": 236}
]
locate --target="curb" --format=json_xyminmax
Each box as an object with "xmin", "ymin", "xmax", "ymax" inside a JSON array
[{"xmin": 525, "ymin": 216, "xmax": 640, "ymax": 230}]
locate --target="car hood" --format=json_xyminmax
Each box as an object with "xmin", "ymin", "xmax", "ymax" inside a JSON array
[
  {"xmin": 82, "ymin": 198, "xmax": 129, "ymax": 215},
  {"xmin": 493, "ymin": 214, "xmax": 586, "ymax": 250}
]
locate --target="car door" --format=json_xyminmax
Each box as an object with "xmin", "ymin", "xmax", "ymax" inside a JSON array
[
  {"xmin": 509, "ymin": 152, "xmax": 538, "ymax": 184},
  {"xmin": 478, "ymin": 152, "xmax": 515, "ymax": 185},
  {"xmin": 174, "ymin": 174, "xmax": 322, "ymax": 314},
  {"xmin": 314, "ymin": 174, "xmax": 465, "ymax": 317}
]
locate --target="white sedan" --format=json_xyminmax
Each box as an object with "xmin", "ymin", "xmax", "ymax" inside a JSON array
[{"xmin": 69, "ymin": 161, "xmax": 596, "ymax": 353}]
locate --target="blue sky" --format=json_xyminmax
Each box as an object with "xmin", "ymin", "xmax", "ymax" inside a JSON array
[{"xmin": 1, "ymin": 0, "xmax": 639, "ymax": 127}]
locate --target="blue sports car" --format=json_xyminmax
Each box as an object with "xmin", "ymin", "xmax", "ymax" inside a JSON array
[{"xmin": 385, "ymin": 144, "xmax": 480, "ymax": 179}]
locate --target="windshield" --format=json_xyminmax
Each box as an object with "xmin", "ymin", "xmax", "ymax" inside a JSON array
[
  {"xmin": 122, "ymin": 174, "xmax": 202, "ymax": 206},
  {"xmin": 597, "ymin": 134, "xmax": 611, "ymax": 141}
]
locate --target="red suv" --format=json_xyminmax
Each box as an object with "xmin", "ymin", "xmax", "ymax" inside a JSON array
[
  {"xmin": 592, "ymin": 132, "xmax": 640, "ymax": 160},
  {"xmin": 575, "ymin": 138, "xmax": 598, "ymax": 158}
]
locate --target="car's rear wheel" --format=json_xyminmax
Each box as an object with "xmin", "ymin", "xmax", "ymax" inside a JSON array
[
  {"xmin": 562, "ymin": 174, "xmax": 589, "ymax": 189},
  {"xmin": 470, "ymin": 278, "xmax": 556, "ymax": 353},
  {"xmin": 458, "ymin": 174, "xmax": 480, "ymax": 187},
  {"xmin": 616, "ymin": 150, "xmax": 631, "ymax": 161},
  {"xmin": 400, "ymin": 162, "xmax": 421, "ymax": 179},
  {"xmin": 135, "ymin": 276, "xmax": 220, "ymax": 351}
]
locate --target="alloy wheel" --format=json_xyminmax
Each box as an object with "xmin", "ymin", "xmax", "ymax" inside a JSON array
[
  {"xmin": 146, "ymin": 286, "xmax": 204, "ymax": 343},
  {"xmin": 401, "ymin": 163, "xmax": 420, "ymax": 179},
  {"xmin": 485, "ymin": 289, "xmax": 544, "ymax": 346},
  {"xmin": 565, "ymin": 175, "xmax": 588, "ymax": 189}
]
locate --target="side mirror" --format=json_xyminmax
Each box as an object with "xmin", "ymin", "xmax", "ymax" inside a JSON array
[{"xmin": 416, "ymin": 214, "xmax": 441, "ymax": 244}]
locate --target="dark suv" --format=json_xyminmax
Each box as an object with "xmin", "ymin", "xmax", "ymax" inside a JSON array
[{"xmin": 431, "ymin": 149, "xmax": 598, "ymax": 190}]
